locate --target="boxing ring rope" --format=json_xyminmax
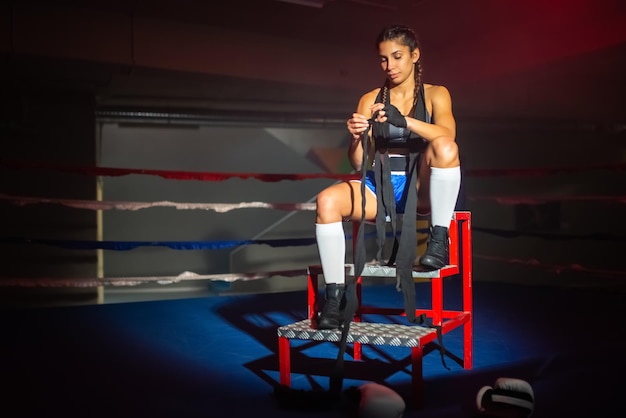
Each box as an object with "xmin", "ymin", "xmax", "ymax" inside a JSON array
[
  {"xmin": 2, "ymin": 192, "xmax": 624, "ymax": 213},
  {"xmin": 0, "ymin": 269, "xmax": 309, "ymax": 288},
  {"xmin": 1, "ymin": 158, "xmax": 625, "ymax": 288},
  {"xmin": 0, "ymin": 193, "xmax": 317, "ymax": 213}
]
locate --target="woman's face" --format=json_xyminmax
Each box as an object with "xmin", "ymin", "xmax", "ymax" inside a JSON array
[{"xmin": 378, "ymin": 39, "xmax": 419, "ymax": 85}]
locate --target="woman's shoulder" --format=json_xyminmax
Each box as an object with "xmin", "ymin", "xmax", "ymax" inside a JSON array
[
  {"xmin": 360, "ymin": 87, "xmax": 381, "ymax": 102},
  {"xmin": 356, "ymin": 88, "xmax": 382, "ymax": 113},
  {"xmin": 424, "ymin": 83, "xmax": 452, "ymax": 98}
]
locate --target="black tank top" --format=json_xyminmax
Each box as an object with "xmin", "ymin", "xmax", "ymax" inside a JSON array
[{"xmin": 372, "ymin": 83, "xmax": 430, "ymax": 153}]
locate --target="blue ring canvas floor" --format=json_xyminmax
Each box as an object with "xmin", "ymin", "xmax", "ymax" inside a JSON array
[{"xmin": 1, "ymin": 280, "xmax": 625, "ymax": 417}]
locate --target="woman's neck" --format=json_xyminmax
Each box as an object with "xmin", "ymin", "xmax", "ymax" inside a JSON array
[{"xmin": 389, "ymin": 81, "xmax": 415, "ymax": 101}]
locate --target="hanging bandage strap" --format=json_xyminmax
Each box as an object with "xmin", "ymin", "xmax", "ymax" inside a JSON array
[
  {"xmin": 329, "ymin": 126, "xmax": 371, "ymax": 395},
  {"xmin": 372, "ymin": 83, "xmax": 449, "ymax": 370},
  {"xmin": 374, "ymin": 150, "xmax": 397, "ymax": 266},
  {"xmin": 389, "ymin": 152, "xmax": 419, "ymax": 318},
  {"xmin": 373, "ymin": 142, "xmax": 448, "ymax": 370}
]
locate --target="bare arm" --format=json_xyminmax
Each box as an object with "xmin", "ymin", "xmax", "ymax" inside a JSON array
[{"xmin": 405, "ymin": 85, "xmax": 456, "ymax": 141}]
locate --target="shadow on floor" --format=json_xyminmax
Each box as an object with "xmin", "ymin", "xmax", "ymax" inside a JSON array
[{"xmin": 1, "ymin": 280, "xmax": 625, "ymax": 417}]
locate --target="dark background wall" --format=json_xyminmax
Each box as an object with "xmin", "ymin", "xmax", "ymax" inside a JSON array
[{"xmin": 0, "ymin": 88, "xmax": 99, "ymax": 304}]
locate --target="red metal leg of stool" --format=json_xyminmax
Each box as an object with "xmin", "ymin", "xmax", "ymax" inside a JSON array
[
  {"xmin": 352, "ymin": 221, "xmax": 363, "ymax": 361},
  {"xmin": 278, "ymin": 336, "xmax": 291, "ymax": 386},
  {"xmin": 461, "ymin": 215, "xmax": 473, "ymax": 369},
  {"xmin": 308, "ymin": 271, "xmax": 318, "ymax": 320},
  {"xmin": 431, "ymin": 276, "xmax": 443, "ymax": 326},
  {"xmin": 353, "ymin": 331, "xmax": 362, "ymax": 360},
  {"xmin": 411, "ymin": 346, "xmax": 423, "ymax": 408}
]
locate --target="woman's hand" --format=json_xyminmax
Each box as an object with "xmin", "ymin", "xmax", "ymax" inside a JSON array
[
  {"xmin": 370, "ymin": 103, "xmax": 385, "ymax": 124},
  {"xmin": 347, "ymin": 112, "xmax": 371, "ymax": 139},
  {"xmin": 370, "ymin": 103, "xmax": 406, "ymax": 127}
]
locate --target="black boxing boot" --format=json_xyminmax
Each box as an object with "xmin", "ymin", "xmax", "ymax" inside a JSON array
[
  {"xmin": 317, "ymin": 283, "xmax": 345, "ymax": 330},
  {"xmin": 418, "ymin": 225, "xmax": 449, "ymax": 271}
]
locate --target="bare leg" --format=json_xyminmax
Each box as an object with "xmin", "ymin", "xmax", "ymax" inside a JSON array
[
  {"xmin": 315, "ymin": 180, "xmax": 376, "ymax": 329},
  {"xmin": 315, "ymin": 180, "xmax": 377, "ymax": 285},
  {"xmin": 316, "ymin": 180, "xmax": 377, "ymax": 224},
  {"xmin": 419, "ymin": 136, "xmax": 461, "ymax": 270},
  {"xmin": 423, "ymin": 136, "xmax": 461, "ymax": 227}
]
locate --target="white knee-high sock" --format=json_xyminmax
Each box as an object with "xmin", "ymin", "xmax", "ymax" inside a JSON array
[
  {"xmin": 430, "ymin": 166, "xmax": 461, "ymax": 228},
  {"xmin": 315, "ymin": 222, "xmax": 346, "ymax": 285}
]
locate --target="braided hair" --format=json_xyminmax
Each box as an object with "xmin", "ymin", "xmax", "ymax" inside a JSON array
[{"xmin": 375, "ymin": 24, "xmax": 423, "ymax": 109}]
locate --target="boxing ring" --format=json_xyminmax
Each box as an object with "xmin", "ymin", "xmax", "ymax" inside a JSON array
[
  {"xmin": 1, "ymin": 158, "xmax": 623, "ymax": 290},
  {"xmin": 1, "ymin": 158, "xmax": 625, "ymax": 412}
]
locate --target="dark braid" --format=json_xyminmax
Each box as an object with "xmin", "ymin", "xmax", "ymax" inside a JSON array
[
  {"xmin": 376, "ymin": 24, "xmax": 422, "ymax": 108},
  {"xmin": 414, "ymin": 60, "xmax": 423, "ymax": 108}
]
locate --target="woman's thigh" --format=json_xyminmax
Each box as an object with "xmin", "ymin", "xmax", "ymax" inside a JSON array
[{"xmin": 316, "ymin": 180, "xmax": 377, "ymax": 223}]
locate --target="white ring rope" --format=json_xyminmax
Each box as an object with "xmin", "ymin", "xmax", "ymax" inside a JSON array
[
  {"xmin": 0, "ymin": 193, "xmax": 317, "ymax": 213},
  {"xmin": 2, "ymin": 193, "xmax": 623, "ymax": 214},
  {"xmin": 0, "ymin": 269, "xmax": 308, "ymax": 288}
]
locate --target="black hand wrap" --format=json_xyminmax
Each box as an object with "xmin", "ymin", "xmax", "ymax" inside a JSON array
[
  {"xmin": 384, "ymin": 104, "xmax": 407, "ymax": 128},
  {"xmin": 370, "ymin": 111, "xmax": 387, "ymax": 148}
]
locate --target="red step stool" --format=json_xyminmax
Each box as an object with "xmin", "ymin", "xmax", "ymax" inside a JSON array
[{"xmin": 277, "ymin": 211, "xmax": 473, "ymax": 407}]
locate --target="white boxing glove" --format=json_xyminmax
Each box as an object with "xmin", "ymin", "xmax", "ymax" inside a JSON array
[
  {"xmin": 357, "ymin": 382, "xmax": 405, "ymax": 418},
  {"xmin": 476, "ymin": 377, "xmax": 534, "ymax": 417}
]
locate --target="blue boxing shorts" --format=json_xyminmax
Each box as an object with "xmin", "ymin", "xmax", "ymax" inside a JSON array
[{"xmin": 357, "ymin": 169, "xmax": 409, "ymax": 214}]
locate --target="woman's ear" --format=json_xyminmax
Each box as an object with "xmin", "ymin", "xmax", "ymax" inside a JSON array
[{"xmin": 413, "ymin": 48, "xmax": 420, "ymax": 64}]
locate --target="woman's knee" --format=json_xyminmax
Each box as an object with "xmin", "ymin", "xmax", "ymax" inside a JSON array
[
  {"xmin": 316, "ymin": 183, "xmax": 352, "ymax": 222},
  {"xmin": 316, "ymin": 188, "xmax": 335, "ymax": 214},
  {"xmin": 429, "ymin": 136, "xmax": 459, "ymax": 166}
]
